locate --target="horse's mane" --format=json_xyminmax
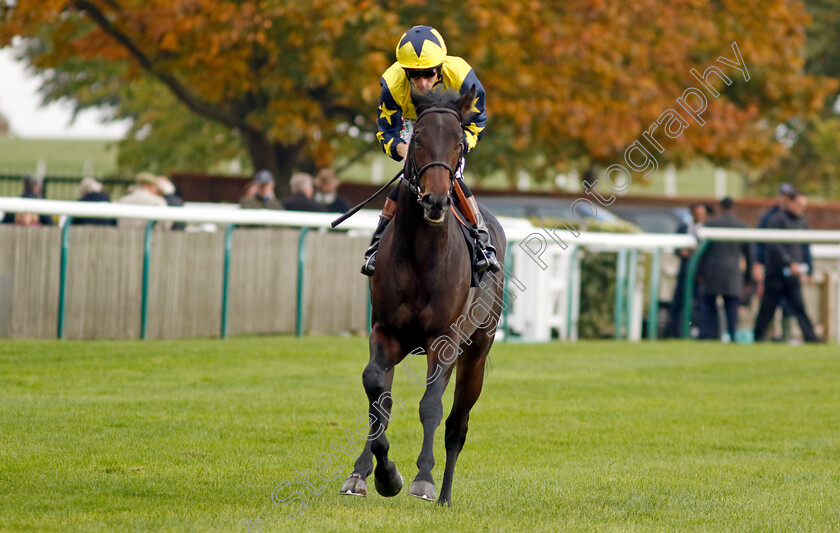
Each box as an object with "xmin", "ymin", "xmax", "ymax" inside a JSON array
[{"xmin": 412, "ymin": 88, "xmax": 477, "ymax": 126}]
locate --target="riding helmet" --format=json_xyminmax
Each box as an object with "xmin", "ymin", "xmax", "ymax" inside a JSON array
[{"xmin": 395, "ymin": 25, "xmax": 447, "ymax": 69}]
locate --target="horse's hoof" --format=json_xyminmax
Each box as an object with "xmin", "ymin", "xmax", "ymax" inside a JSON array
[
  {"xmin": 374, "ymin": 463, "xmax": 403, "ymax": 497},
  {"xmin": 339, "ymin": 473, "xmax": 367, "ymax": 497},
  {"xmin": 436, "ymin": 497, "xmax": 451, "ymax": 507},
  {"xmin": 408, "ymin": 479, "xmax": 436, "ymax": 501}
]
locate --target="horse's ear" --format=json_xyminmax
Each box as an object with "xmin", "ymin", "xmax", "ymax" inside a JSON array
[
  {"xmin": 458, "ymin": 84, "xmax": 477, "ymax": 121},
  {"xmin": 410, "ymin": 86, "xmax": 423, "ymax": 109}
]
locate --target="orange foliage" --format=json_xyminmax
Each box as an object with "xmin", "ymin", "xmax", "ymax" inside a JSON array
[{"xmin": 0, "ymin": 0, "xmax": 834, "ymax": 178}]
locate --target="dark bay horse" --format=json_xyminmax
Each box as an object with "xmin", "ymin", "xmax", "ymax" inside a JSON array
[{"xmin": 340, "ymin": 87, "xmax": 506, "ymax": 506}]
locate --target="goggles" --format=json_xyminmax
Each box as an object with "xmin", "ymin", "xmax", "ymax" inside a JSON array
[{"xmin": 406, "ymin": 67, "xmax": 440, "ymax": 80}]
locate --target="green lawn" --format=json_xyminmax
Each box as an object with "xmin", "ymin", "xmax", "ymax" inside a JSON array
[
  {"xmin": 1, "ymin": 338, "xmax": 838, "ymax": 532},
  {"xmin": 339, "ymin": 152, "xmax": 743, "ymax": 198},
  {"xmin": 0, "ymin": 137, "xmax": 118, "ymax": 177}
]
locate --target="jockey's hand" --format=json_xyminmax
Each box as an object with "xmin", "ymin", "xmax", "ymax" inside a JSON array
[{"xmin": 396, "ymin": 142, "xmax": 409, "ymax": 159}]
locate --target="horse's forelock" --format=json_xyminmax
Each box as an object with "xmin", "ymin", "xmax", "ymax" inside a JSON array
[
  {"xmin": 413, "ymin": 89, "xmax": 457, "ymax": 114},
  {"xmin": 412, "ymin": 89, "xmax": 469, "ymax": 123}
]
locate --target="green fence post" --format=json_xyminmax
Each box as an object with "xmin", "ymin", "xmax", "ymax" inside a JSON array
[
  {"xmin": 647, "ymin": 248, "xmax": 661, "ymax": 341},
  {"xmin": 220, "ymin": 224, "xmax": 235, "ymax": 339},
  {"xmin": 614, "ymin": 248, "xmax": 628, "ymax": 340},
  {"xmin": 295, "ymin": 227, "xmax": 310, "ymax": 337},
  {"xmin": 140, "ymin": 221, "xmax": 156, "ymax": 340},
  {"xmin": 502, "ymin": 242, "xmax": 514, "ymax": 341},
  {"xmin": 681, "ymin": 241, "xmax": 709, "ymax": 339},
  {"xmin": 57, "ymin": 218, "xmax": 73, "ymax": 339},
  {"xmin": 626, "ymin": 248, "xmax": 639, "ymax": 338}
]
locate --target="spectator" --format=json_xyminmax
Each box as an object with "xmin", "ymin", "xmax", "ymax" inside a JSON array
[
  {"xmin": 313, "ymin": 168, "xmax": 351, "ymax": 213},
  {"xmin": 14, "ymin": 212, "xmax": 40, "ymax": 227},
  {"xmin": 239, "ymin": 169, "xmax": 284, "ymax": 210},
  {"xmin": 665, "ymin": 203, "xmax": 707, "ymax": 338},
  {"xmin": 753, "ymin": 191, "xmax": 820, "ymax": 343},
  {"xmin": 1, "ymin": 175, "xmax": 54, "ymax": 226},
  {"xmin": 283, "ymin": 173, "xmax": 327, "ymax": 212},
  {"xmin": 157, "ymin": 175, "xmax": 186, "ymax": 231},
  {"xmin": 754, "ymin": 183, "xmax": 810, "ymax": 340},
  {"xmin": 72, "ymin": 177, "xmax": 116, "ymax": 226},
  {"xmin": 117, "ymin": 172, "xmax": 171, "ymax": 230},
  {"xmin": 695, "ymin": 198, "xmax": 753, "ymax": 341}
]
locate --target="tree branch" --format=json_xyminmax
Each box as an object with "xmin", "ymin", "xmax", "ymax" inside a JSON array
[
  {"xmin": 307, "ymin": 86, "xmax": 359, "ymax": 123},
  {"xmin": 70, "ymin": 0, "xmax": 260, "ymax": 136}
]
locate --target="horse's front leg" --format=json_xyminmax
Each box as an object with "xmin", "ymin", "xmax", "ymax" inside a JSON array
[
  {"xmin": 340, "ymin": 324, "xmax": 404, "ymax": 498},
  {"xmin": 409, "ymin": 338, "xmax": 455, "ymax": 502}
]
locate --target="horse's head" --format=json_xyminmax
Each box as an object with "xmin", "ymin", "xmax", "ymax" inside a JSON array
[{"xmin": 408, "ymin": 85, "xmax": 477, "ymax": 225}]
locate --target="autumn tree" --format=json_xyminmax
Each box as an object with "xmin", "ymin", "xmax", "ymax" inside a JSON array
[
  {"xmin": 446, "ymin": 0, "xmax": 835, "ymax": 186},
  {"xmin": 0, "ymin": 1, "xmax": 833, "ymax": 190},
  {"xmin": 1, "ymin": 0, "xmax": 402, "ymax": 191},
  {"xmin": 757, "ymin": 0, "xmax": 840, "ymax": 198}
]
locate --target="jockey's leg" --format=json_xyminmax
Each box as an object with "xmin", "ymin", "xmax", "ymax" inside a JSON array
[
  {"xmin": 361, "ymin": 187, "xmax": 399, "ymax": 276},
  {"xmin": 453, "ymin": 176, "xmax": 501, "ymax": 274}
]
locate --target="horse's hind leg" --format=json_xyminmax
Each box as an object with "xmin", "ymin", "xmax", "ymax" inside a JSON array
[
  {"xmin": 437, "ymin": 349, "xmax": 488, "ymax": 506},
  {"xmin": 340, "ymin": 325, "xmax": 403, "ymax": 498}
]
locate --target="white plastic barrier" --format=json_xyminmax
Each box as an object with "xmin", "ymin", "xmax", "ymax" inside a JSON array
[{"xmin": 507, "ymin": 243, "xmax": 573, "ymax": 341}]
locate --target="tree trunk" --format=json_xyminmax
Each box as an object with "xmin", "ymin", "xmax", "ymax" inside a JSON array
[
  {"xmin": 272, "ymin": 142, "xmax": 304, "ymax": 198},
  {"xmin": 240, "ymin": 129, "xmax": 304, "ymax": 197}
]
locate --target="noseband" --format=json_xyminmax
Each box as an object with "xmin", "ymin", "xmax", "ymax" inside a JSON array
[{"xmin": 405, "ymin": 107, "xmax": 463, "ymax": 202}]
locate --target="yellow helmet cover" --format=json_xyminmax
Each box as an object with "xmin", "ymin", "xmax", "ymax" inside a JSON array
[{"xmin": 396, "ymin": 26, "xmax": 447, "ymax": 69}]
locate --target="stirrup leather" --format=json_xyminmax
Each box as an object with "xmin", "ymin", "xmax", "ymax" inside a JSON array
[
  {"xmin": 457, "ymin": 193, "xmax": 501, "ymax": 274},
  {"xmin": 360, "ymin": 200, "xmax": 396, "ymax": 276}
]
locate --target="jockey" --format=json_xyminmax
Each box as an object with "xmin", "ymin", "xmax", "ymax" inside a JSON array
[{"xmin": 361, "ymin": 25, "xmax": 502, "ymax": 276}]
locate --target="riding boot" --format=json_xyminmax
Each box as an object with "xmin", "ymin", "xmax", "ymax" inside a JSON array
[
  {"xmin": 361, "ymin": 198, "xmax": 397, "ymax": 276},
  {"xmin": 463, "ymin": 196, "xmax": 502, "ymax": 274}
]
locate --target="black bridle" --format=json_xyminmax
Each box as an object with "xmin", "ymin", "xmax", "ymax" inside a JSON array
[
  {"xmin": 405, "ymin": 106, "xmax": 463, "ymax": 201},
  {"xmin": 330, "ymin": 106, "xmax": 463, "ymax": 228}
]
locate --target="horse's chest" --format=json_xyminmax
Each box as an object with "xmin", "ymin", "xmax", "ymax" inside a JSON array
[
  {"xmin": 392, "ymin": 302, "xmax": 435, "ymax": 329},
  {"xmin": 390, "ymin": 288, "xmax": 473, "ymax": 332}
]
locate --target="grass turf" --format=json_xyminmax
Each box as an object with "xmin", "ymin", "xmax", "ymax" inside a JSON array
[{"xmin": 1, "ymin": 338, "xmax": 838, "ymax": 532}]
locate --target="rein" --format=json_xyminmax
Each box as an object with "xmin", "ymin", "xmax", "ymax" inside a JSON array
[{"xmin": 405, "ymin": 106, "xmax": 463, "ymax": 201}]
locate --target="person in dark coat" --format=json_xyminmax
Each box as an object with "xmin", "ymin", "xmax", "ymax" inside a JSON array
[
  {"xmin": 1, "ymin": 175, "xmax": 54, "ymax": 226},
  {"xmin": 665, "ymin": 203, "xmax": 707, "ymax": 338},
  {"xmin": 695, "ymin": 197, "xmax": 753, "ymax": 341},
  {"xmin": 282, "ymin": 173, "xmax": 327, "ymax": 212},
  {"xmin": 157, "ymin": 176, "xmax": 186, "ymax": 231},
  {"xmin": 753, "ymin": 191, "xmax": 820, "ymax": 342},
  {"xmin": 313, "ymin": 168, "xmax": 352, "ymax": 213},
  {"xmin": 72, "ymin": 177, "xmax": 117, "ymax": 226},
  {"xmin": 754, "ymin": 183, "xmax": 812, "ymax": 340}
]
